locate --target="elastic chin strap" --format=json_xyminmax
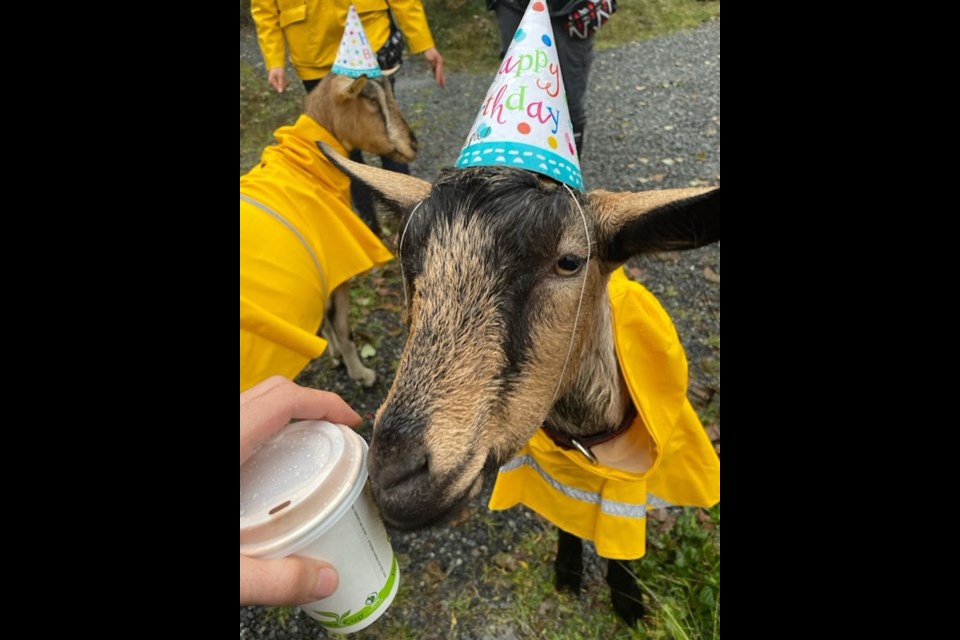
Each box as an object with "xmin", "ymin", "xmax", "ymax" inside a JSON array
[
  {"xmin": 398, "ymin": 199, "xmax": 424, "ymax": 312},
  {"xmin": 547, "ymin": 184, "xmax": 591, "ymax": 409}
]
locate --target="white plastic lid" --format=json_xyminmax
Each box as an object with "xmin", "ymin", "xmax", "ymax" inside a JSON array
[{"xmin": 239, "ymin": 420, "xmax": 367, "ymax": 559}]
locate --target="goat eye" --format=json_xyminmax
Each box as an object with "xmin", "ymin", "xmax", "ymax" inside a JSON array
[{"xmin": 556, "ymin": 255, "xmax": 584, "ymax": 276}]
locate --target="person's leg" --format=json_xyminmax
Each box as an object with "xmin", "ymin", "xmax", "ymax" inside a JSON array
[
  {"xmin": 302, "ymin": 78, "xmax": 320, "ymax": 93},
  {"xmin": 553, "ymin": 25, "xmax": 595, "ymax": 156},
  {"xmin": 348, "ymin": 149, "xmax": 383, "ymax": 237},
  {"xmin": 379, "ymin": 156, "xmax": 410, "ymax": 175}
]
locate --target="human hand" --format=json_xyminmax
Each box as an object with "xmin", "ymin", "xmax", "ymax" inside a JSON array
[
  {"xmin": 240, "ymin": 376, "xmax": 362, "ymax": 605},
  {"xmin": 423, "ymin": 48, "xmax": 445, "ymax": 88},
  {"xmin": 267, "ymin": 67, "xmax": 289, "ymax": 93}
]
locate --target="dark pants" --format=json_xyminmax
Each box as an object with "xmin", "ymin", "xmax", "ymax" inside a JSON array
[
  {"xmin": 495, "ymin": 5, "xmax": 595, "ymax": 155},
  {"xmin": 302, "ymin": 77, "xmax": 408, "ymax": 236}
]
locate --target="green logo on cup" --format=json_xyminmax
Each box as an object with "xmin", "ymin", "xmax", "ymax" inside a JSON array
[{"xmin": 312, "ymin": 555, "xmax": 398, "ymax": 629}]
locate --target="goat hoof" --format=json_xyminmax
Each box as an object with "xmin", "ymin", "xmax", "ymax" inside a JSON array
[
  {"xmin": 357, "ymin": 368, "xmax": 377, "ymax": 387},
  {"xmin": 554, "ymin": 567, "xmax": 582, "ymax": 595},
  {"xmin": 610, "ymin": 586, "xmax": 645, "ymax": 627}
]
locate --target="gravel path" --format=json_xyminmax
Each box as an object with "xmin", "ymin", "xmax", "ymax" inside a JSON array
[{"xmin": 240, "ymin": 18, "xmax": 719, "ymax": 639}]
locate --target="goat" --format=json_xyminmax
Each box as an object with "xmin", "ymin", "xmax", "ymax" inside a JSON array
[
  {"xmin": 239, "ymin": 70, "xmax": 416, "ymax": 391},
  {"xmin": 319, "ymin": 148, "xmax": 720, "ymax": 626}
]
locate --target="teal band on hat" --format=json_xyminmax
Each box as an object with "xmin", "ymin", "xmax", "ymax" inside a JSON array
[
  {"xmin": 331, "ymin": 64, "xmax": 382, "ymax": 79},
  {"xmin": 457, "ymin": 141, "xmax": 584, "ymax": 191}
]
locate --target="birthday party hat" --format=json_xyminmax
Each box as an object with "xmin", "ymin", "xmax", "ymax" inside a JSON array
[
  {"xmin": 456, "ymin": 1, "xmax": 582, "ymax": 190},
  {"xmin": 331, "ymin": 5, "xmax": 382, "ymax": 79}
]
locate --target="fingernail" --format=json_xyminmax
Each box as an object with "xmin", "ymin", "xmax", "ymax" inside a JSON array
[{"xmin": 312, "ymin": 566, "xmax": 339, "ymax": 600}]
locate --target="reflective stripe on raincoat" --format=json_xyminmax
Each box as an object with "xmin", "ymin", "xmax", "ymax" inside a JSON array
[
  {"xmin": 488, "ymin": 268, "xmax": 720, "ymax": 559},
  {"xmin": 240, "ymin": 115, "xmax": 393, "ymax": 391}
]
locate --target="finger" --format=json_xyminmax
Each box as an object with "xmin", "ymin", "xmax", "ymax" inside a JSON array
[
  {"xmin": 240, "ymin": 555, "xmax": 339, "ymax": 606},
  {"xmin": 241, "ymin": 380, "xmax": 362, "ymax": 463}
]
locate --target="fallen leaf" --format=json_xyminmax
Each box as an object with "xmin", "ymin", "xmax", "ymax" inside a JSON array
[
  {"xmin": 703, "ymin": 266, "xmax": 721, "ymax": 283},
  {"xmin": 421, "ymin": 560, "xmax": 446, "ymax": 591},
  {"xmin": 688, "ymin": 381, "xmax": 716, "ymax": 405},
  {"xmin": 492, "ymin": 551, "xmax": 518, "ymax": 571},
  {"xmin": 696, "ymin": 508, "xmax": 716, "ymax": 530},
  {"xmin": 425, "ymin": 560, "xmax": 445, "ymax": 579},
  {"xmin": 360, "ymin": 344, "xmax": 377, "ymax": 359},
  {"xmin": 649, "ymin": 172, "xmax": 667, "ymax": 183}
]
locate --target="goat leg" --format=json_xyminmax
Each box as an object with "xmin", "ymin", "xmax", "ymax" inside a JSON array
[
  {"xmin": 554, "ymin": 527, "xmax": 583, "ymax": 595},
  {"xmin": 322, "ymin": 284, "xmax": 376, "ymax": 387},
  {"xmin": 606, "ymin": 559, "xmax": 645, "ymax": 627}
]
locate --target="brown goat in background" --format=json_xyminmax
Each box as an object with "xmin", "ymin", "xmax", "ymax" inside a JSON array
[{"xmin": 239, "ymin": 71, "xmax": 416, "ymax": 391}]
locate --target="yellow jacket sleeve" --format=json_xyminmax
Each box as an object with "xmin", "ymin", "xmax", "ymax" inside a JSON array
[
  {"xmin": 387, "ymin": 0, "xmax": 437, "ymax": 54},
  {"xmin": 251, "ymin": 0, "xmax": 287, "ymax": 70}
]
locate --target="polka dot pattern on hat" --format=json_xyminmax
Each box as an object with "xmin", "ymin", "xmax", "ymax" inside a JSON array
[
  {"xmin": 457, "ymin": 0, "xmax": 583, "ymax": 190},
  {"xmin": 331, "ymin": 5, "xmax": 382, "ymax": 79}
]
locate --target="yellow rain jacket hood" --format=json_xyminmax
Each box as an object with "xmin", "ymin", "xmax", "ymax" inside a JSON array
[
  {"xmin": 488, "ymin": 268, "xmax": 720, "ymax": 559},
  {"xmin": 240, "ymin": 115, "xmax": 393, "ymax": 391}
]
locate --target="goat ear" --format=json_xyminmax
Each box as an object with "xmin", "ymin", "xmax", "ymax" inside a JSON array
[
  {"xmin": 592, "ymin": 187, "xmax": 720, "ymax": 265},
  {"xmin": 318, "ymin": 142, "xmax": 432, "ymax": 215},
  {"xmin": 336, "ymin": 75, "xmax": 368, "ymax": 102}
]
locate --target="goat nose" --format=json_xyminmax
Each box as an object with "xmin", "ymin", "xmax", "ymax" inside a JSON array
[{"xmin": 370, "ymin": 453, "xmax": 429, "ymax": 491}]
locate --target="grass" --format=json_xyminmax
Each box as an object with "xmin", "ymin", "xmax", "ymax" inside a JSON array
[
  {"xmin": 239, "ymin": 61, "xmax": 302, "ymax": 174},
  {"xmin": 593, "ymin": 0, "xmax": 721, "ymax": 52},
  {"xmin": 387, "ymin": 505, "xmax": 721, "ymax": 640},
  {"xmin": 420, "ymin": 0, "xmax": 721, "ymax": 72}
]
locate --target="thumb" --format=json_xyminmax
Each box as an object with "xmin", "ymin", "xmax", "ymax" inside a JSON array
[{"xmin": 240, "ymin": 554, "xmax": 339, "ymax": 606}]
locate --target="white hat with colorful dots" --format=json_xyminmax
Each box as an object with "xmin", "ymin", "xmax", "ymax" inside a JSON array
[
  {"xmin": 331, "ymin": 4, "xmax": 382, "ymax": 79},
  {"xmin": 456, "ymin": 1, "xmax": 582, "ymax": 190}
]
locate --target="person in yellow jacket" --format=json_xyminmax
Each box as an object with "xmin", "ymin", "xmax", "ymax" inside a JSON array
[
  {"xmin": 488, "ymin": 268, "xmax": 720, "ymax": 560},
  {"xmin": 250, "ymin": 1, "xmax": 445, "ymax": 237},
  {"xmin": 240, "ymin": 115, "xmax": 394, "ymax": 392},
  {"xmin": 251, "ymin": 0, "xmax": 446, "ymax": 93}
]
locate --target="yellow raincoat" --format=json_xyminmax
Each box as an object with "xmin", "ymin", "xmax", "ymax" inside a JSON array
[
  {"xmin": 488, "ymin": 268, "xmax": 720, "ymax": 559},
  {"xmin": 240, "ymin": 115, "xmax": 393, "ymax": 391},
  {"xmin": 251, "ymin": 0, "xmax": 438, "ymax": 81}
]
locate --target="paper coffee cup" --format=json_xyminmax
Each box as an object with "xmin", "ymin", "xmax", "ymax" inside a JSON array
[{"xmin": 240, "ymin": 420, "xmax": 399, "ymax": 634}]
